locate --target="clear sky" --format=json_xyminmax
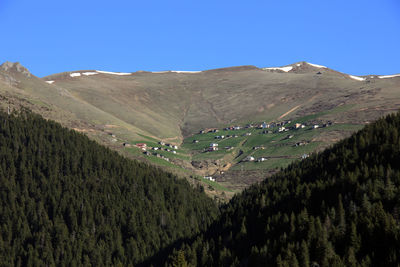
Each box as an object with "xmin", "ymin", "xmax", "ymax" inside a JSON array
[{"xmin": 0, "ymin": 0, "xmax": 399, "ymax": 77}]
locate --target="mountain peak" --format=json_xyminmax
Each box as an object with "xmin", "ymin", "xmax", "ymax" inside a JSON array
[
  {"xmin": 262, "ymin": 61, "xmax": 329, "ymax": 73},
  {"xmin": 0, "ymin": 61, "xmax": 31, "ymax": 77}
]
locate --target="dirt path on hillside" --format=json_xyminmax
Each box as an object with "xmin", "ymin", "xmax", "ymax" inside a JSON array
[
  {"xmin": 278, "ymin": 105, "xmax": 301, "ymax": 120},
  {"xmin": 278, "ymin": 93, "xmax": 321, "ymax": 120}
]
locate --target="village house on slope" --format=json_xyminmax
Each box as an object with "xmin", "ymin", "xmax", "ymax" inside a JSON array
[
  {"xmin": 243, "ymin": 155, "xmax": 255, "ymax": 162},
  {"xmin": 136, "ymin": 143, "xmax": 147, "ymax": 151},
  {"xmin": 204, "ymin": 176, "xmax": 215, "ymax": 182},
  {"xmin": 208, "ymin": 143, "xmax": 219, "ymax": 151}
]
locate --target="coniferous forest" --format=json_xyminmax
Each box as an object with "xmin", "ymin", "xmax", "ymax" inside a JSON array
[
  {"xmin": 2, "ymin": 109, "xmax": 400, "ymax": 266},
  {"xmin": 0, "ymin": 111, "xmax": 218, "ymax": 266},
  {"xmin": 165, "ymin": 112, "xmax": 400, "ymax": 267}
]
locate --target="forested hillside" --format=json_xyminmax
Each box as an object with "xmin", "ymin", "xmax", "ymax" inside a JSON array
[
  {"xmin": 0, "ymin": 111, "xmax": 218, "ymax": 266},
  {"xmin": 168, "ymin": 111, "xmax": 400, "ymax": 266}
]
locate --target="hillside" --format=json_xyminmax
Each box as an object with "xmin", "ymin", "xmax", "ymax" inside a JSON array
[
  {"xmin": 165, "ymin": 111, "xmax": 400, "ymax": 266},
  {"xmin": 1, "ymin": 61, "xmax": 400, "ymax": 194},
  {"xmin": 0, "ymin": 110, "xmax": 218, "ymax": 266},
  {"xmin": 42, "ymin": 62, "xmax": 400, "ymax": 138}
]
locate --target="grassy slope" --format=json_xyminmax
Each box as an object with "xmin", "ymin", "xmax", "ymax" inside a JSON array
[{"xmin": 1, "ymin": 62, "xmax": 400, "ymax": 195}]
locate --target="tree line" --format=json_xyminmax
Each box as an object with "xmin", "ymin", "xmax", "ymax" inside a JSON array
[
  {"xmin": 0, "ymin": 110, "xmax": 218, "ymax": 266},
  {"xmin": 165, "ymin": 111, "xmax": 400, "ymax": 266}
]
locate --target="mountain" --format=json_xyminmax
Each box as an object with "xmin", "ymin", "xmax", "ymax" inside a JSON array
[
  {"xmin": 42, "ymin": 62, "xmax": 400, "ymax": 138},
  {"xmin": 165, "ymin": 111, "xmax": 400, "ymax": 266},
  {"xmin": 1, "ymin": 61, "xmax": 400, "ymax": 194},
  {"xmin": 0, "ymin": 110, "xmax": 218, "ymax": 266}
]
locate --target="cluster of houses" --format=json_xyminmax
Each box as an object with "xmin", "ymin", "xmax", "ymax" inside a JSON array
[
  {"xmin": 208, "ymin": 143, "xmax": 219, "ymax": 152},
  {"xmin": 223, "ymin": 126, "xmax": 242, "ymax": 131},
  {"xmin": 196, "ymin": 119, "xmax": 333, "ymax": 166},
  {"xmin": 205, "ymin": 143, "xmax": 234, "ymax": 152},
  {"xmin": 158, "ymin": 141, "xmax": 178, "ymax": 150},
  {"xmin": 152, "ymin": 146, "xmax": 177, "ymax": 154},
  {"xmin": 311, "ymin": 122, "xmax": 333, "ymax": 129},
  {"xmin": 242, "ymin": 156, "xmax": 267, "ymax": 162},
  {"xmin": 135, "ymin": 142, "xmax": 178, "ymax": 151},
  {"xmin": 199, "ymin": 120, "xmax": 333, "ymax": 137},
  {"xmin": 135, "ymin": 141, "xmax": 180, "ymax": 162}
]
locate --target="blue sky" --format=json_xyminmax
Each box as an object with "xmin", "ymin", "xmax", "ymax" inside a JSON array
[{"xmin": 0, "ymin": 0, "xmax": 399, "ymax": 77}]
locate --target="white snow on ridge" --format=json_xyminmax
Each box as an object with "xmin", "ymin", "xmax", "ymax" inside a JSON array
[
  {"xmin": 82, "ymin": 72, "xmax": 98, "ymax": 76},
  {"xmin": 70, "ymin": 73, "xmax": 81, "ymax": 77},
  {"xmin": 306, "ymin": 62, "xmax": 327, "ymax": 68},
  {"xmin": 171, "ymin": 70, "xmax": 201, "ymax": 73},
  {"xmin": 96, "ymin": 70, "xmax": 131, "ymax": 75},
  {"xmin": 263, "ymin": 66, "xmax": 293, "ymax": 72},
  {"xmin": 46, "ymin": 80, "xmax": 55, "ymax": 84},
  {"xmin": 349, "ymin": 75, "xmax": 366, "ymax": 81},
  {"xmin": 151, "ymin": 70, "xmax": 201, "ymax": 74},
  {"xmin": 378, "ymin": 74, "xmax": 400, "ymax": 79}
]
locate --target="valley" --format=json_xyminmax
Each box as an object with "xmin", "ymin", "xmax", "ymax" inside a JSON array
[
  {"xmin": 1, "ymin": 61, "xmax": 400, "ymax": 199},
  {"xmin": 117, "ymin": 106, "xmax": 364, "ymax": 195}
]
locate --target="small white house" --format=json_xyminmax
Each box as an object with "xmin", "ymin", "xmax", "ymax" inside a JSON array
[
  {"xmin": 244, "ymin": 156, "xmax": 255, "ymax": 162},
  {"xmin": 204, "ymin": 176, "xmax": 215, "ymax": 182},
  {"xmin": 301, "ymin": 154, "xmax": 309, "ymax": 159},
  {"xmin": 313, "ymin": 125, "xmax": 319, "ymax": 129}
]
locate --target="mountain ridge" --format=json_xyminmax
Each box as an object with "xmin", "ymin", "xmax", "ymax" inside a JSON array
[{"xmin": 1, "ymin": 60, "xmax": 400, "ymax": 194}]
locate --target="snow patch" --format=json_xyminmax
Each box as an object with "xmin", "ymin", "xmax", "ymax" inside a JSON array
[
  {"xmin": 70, "ymin": 73, "xmax": 81, "ymax": 77},
  {"xmin": 82, "ymin": 72, "xmax": 98, "ymax": 76},
  {"xmin": 378, "ymin": 74, "xmax": 400, "ymax": 79},
  {"xmin": 96, "ymin": 70, "xmax": 131, "ymax": 75},
  {"xmin": 306, "ymin": 62, "xmax": 327, "ymax": 68},
  {"xmin": 296, "ymin": 64, "xmax": 301, "ymax": 67},
  {"xmin": 151, "ymin": 70, "xmax": 201, "ymax": 74},
  {"xmin": 171, "ymin": 70, "xmax": 201, "ymax": 73},
  {"xmin": 46, "ymin": 80, "xmax": 55, "ymax": 84},
  {"xmin": 349, "ymin": 75, "xmax": 366, "ymax": 81},
  {"xmin": 263, "ymin": 66, "xmax": 293, "ymax": 72}
]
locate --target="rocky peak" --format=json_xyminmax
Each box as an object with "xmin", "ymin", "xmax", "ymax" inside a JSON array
[{"xmin": 0, "ymin": 61, "xmax": 31, "ymax": 77}]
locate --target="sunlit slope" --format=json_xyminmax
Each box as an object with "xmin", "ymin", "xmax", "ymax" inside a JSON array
[
  {"xmin": 0, "ymin": 63, "xmax": 154, "ymax": 142},
  {"xmin": 44, "ymin": 62, "xmax": 400, "ymax": 141}
]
